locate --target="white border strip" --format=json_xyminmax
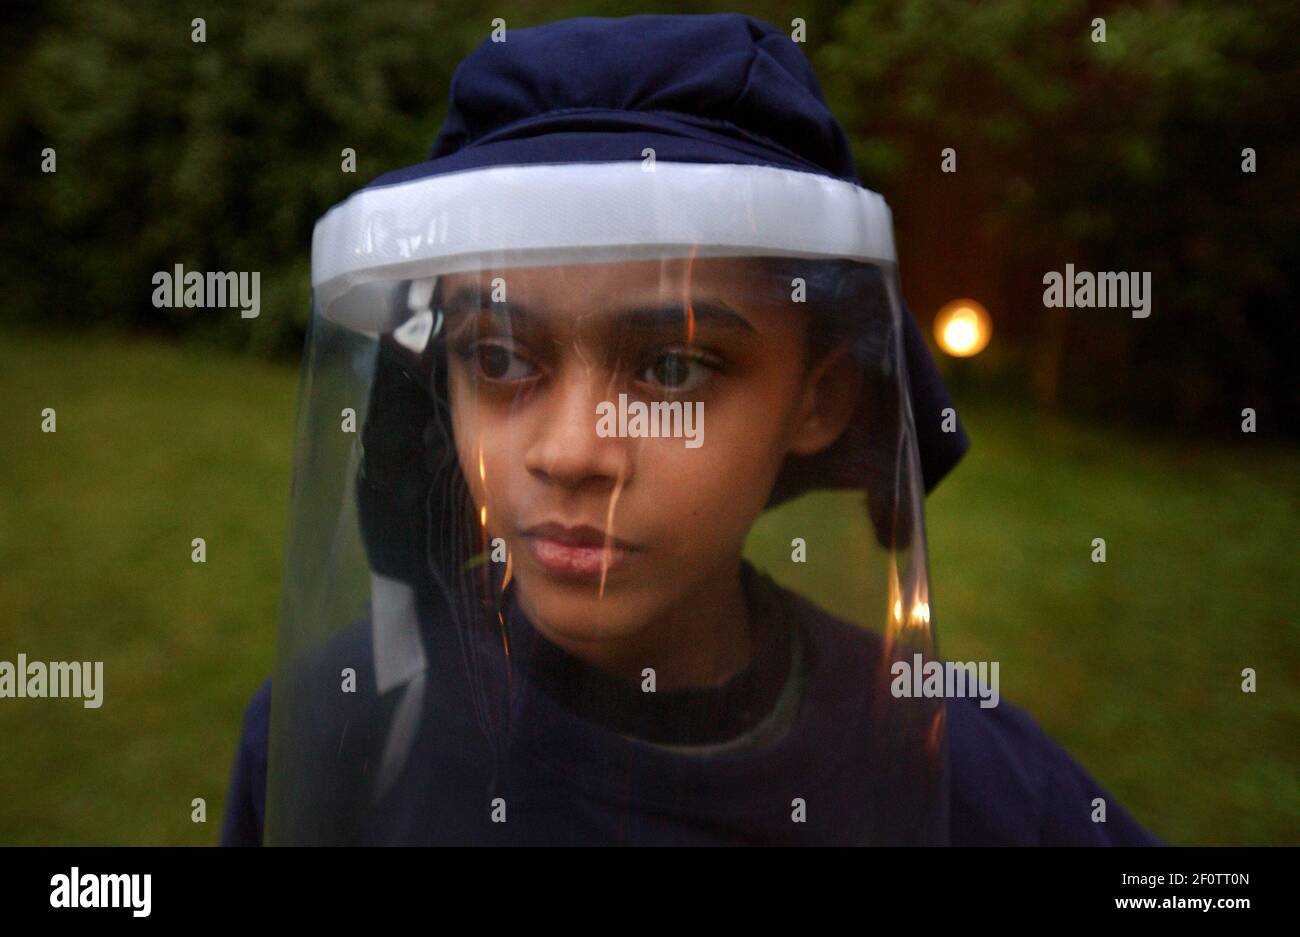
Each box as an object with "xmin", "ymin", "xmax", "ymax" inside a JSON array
[{"xmin": 311, "ymin": 161, "xmax": 895, "ymax": 332}]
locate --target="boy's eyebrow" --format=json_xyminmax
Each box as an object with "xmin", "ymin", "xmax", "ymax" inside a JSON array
[
  {"xmin": 614, "ymin": 301, "xmax": 757, "ymax": 336},
  {"xmin": 440, "ymin": 285, "xmax": 756, "ymax": 335}
]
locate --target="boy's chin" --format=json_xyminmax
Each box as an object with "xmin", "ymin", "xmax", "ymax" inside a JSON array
[{"xmin": 515, "ymin": 578, "xmax": 660, "ymax": 648}]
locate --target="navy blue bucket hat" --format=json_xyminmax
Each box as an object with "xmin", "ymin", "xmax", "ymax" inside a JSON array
[{"xmin": 423, "ymin": 13, "xmax": 858, "ymax": 182}]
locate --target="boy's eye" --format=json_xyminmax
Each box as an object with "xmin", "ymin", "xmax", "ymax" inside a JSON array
[
  {"xmin": 472, "ymin": 340, "xmax": 537, "ymax": 382},
  {"xmin": 639, "ymin": 349, "xmax": 718, "ymax": 393}
]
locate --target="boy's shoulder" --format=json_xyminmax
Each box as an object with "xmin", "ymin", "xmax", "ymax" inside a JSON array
[
  {"xmin": 943, "ymin": 691, "xmax": 1161, "ymax": 845},
  {"xmin": 769, "ymin": 577, "xmax": 1162, "ymax": 846},
  {"xmin": 220, "ymin": 618, "xmax": 388, "ymax": 846},
  {"xmin": 221, "ymin": 674, "xmax": 271, "ymax": 846}
]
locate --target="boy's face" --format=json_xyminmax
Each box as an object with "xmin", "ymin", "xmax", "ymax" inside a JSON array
[{"xmin": 441, "ymin": 257, "xmax": 858, "ymax": 662}]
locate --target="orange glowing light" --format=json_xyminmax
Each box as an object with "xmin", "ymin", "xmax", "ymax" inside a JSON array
[
  {"xmin": 934, "ymin": 299, "xmax": 991, "ymax": 357},
  {"xmin": 599, "ymin": 467, "xmax": 626, "ymax": 600},
  {"xmin": 887, "ymin": 556, "xmax": 904, "ymax": 637},
  {"xmin": 684, "ymin": 244, "xmax": 697, "ymax": 346},
  {"xmin": 477, "ymin": 447, "xmax": 488, "ymax": 530},
  {"xmin": 927, "ymin": 707, "xmax": 946, "ymax": 751}
]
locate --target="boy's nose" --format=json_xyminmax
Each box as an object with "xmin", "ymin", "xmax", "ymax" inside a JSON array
[{"xmin": 524, "ymin": 364, "xmax": 632, "ymax": 492}]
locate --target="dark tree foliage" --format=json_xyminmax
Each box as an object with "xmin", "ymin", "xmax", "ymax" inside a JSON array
[{"xmin": 2, "ymin": 1, "xmax": 1295, "ymax": 434}]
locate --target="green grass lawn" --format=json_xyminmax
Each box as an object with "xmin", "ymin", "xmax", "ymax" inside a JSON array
[{"xmin": 0, "ymin": 325, "xmax": 1296, "ymax": 844}]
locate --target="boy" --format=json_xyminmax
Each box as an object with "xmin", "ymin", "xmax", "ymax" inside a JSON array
[{"xmin": 222, "ymin": 13, "xmax": 1161, "ymax": 846}]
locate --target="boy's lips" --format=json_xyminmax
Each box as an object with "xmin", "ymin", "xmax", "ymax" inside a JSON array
[{"xmin": 520, "ymin": 522, "xmax": 641, "ymax": 579}]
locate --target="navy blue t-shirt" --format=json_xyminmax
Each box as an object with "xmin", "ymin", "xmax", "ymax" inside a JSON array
[{"xmin": 221, "ymin": 567, "xmax": 1161, "ymax": 846}]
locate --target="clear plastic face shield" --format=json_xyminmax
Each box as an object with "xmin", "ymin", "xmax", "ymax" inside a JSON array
[{"xmin": 267, "ymin": 163, "xmax": 946, "ymax": 844}]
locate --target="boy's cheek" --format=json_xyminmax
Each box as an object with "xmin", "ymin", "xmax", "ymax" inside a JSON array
[
  {"xmin": 664, "ymin": 456, "xmax": 773, "ymax": 547},
  {"xmin": 651, "ymin": 409, "xmax": 790, "ymax": 495}
]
